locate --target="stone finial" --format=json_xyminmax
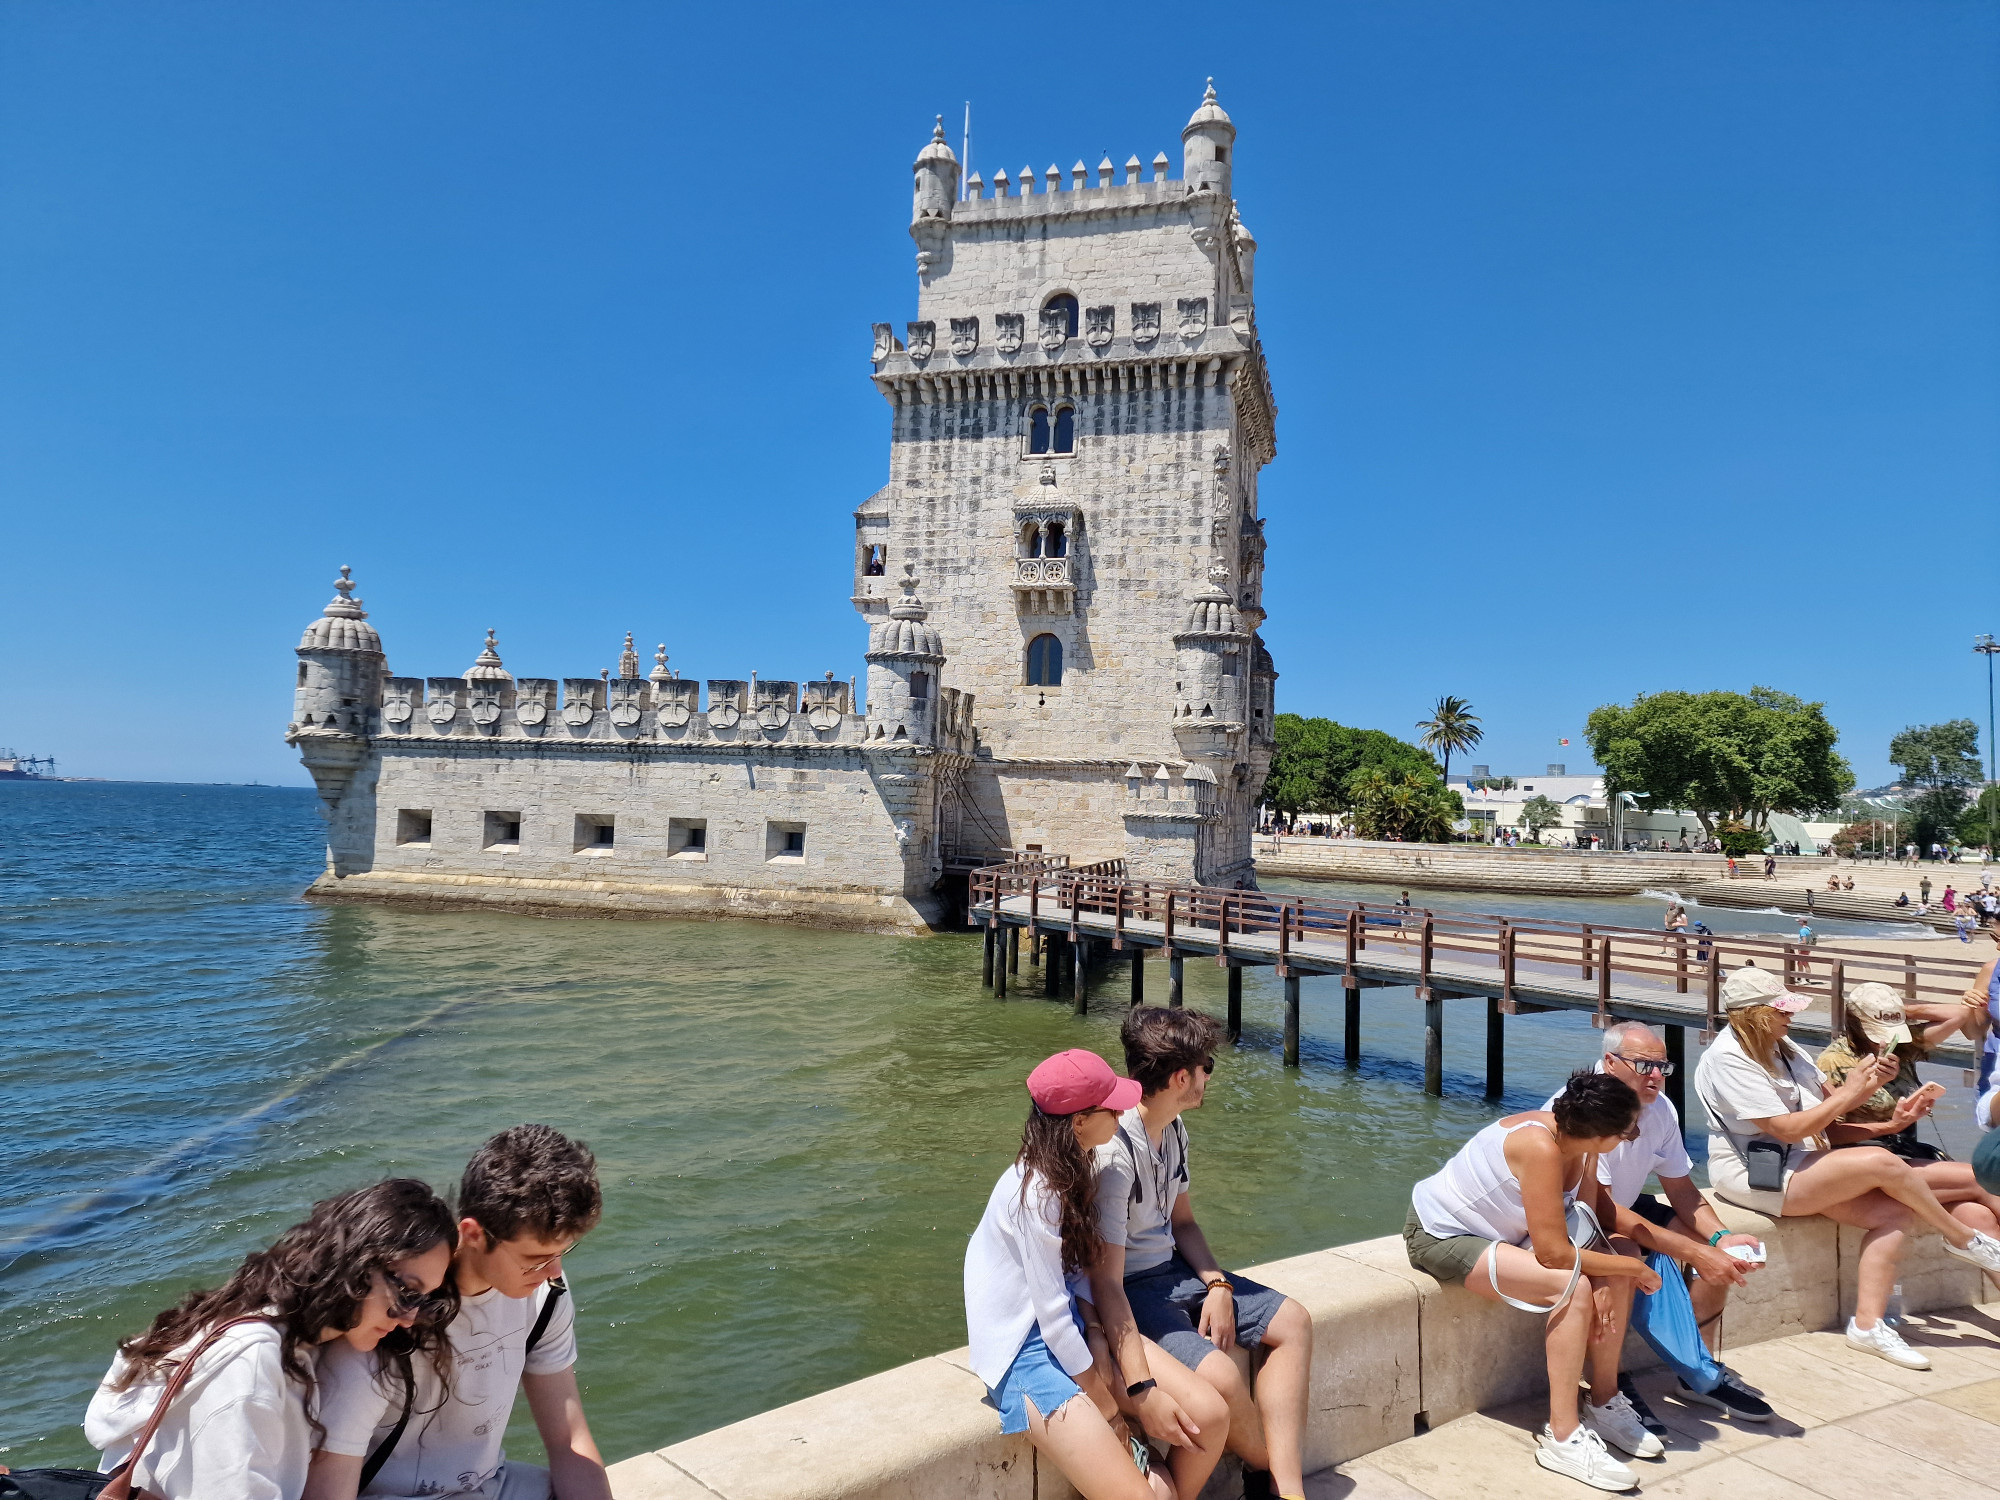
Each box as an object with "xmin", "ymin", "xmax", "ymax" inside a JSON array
[
  {"xmin": 966, "ymin": 170, "xmax": 983, "ymax": 200},
  {"xmin": 891, "ymin": 562, "xmax": 929, "ymax": 621},
  {"xmin": 1186, "ymin": 78, "xmax": 1234, "ymax": 131},
  {"xmin": 1071, "ymin": 160, "xmax": 1088, "ymax": 190},
  {"xmin": 1098, "ymin": 155, "xmax": 1115, "ymax": 187},
  {"xmin": 651, "ymin": 644, "xmax": 671, "ymax": 682},
  {"xmin": 993, "ymin": 167, "xmax": 1010, "ymax": 195},
  {"xmin": 324, "ymin": 565, "xmax": 366, "ymax": 619},
  {"xmin": 1153, "ymin": 151, "xmax": 1170, "ymax": 180},
  {"xmin": 1021, "ymin": 164, "xmax": 1035, "ymax": 195},
  {"xmin": 1045, "ymin": 163, "xmax": 1062, "ymax": 193},
  {"xmin": 620, "ymin": 632, "xmax": 640, "ymax": 678},
  {"xmin": 600, "ymin": 667, "xmax": 610, "ymax": 682},
  {"xmin": 466, "ymin": 628, "xmax": 512, "ymax": 681},
  {"xmin": 1126, "ymin": 154, "xmax": 1143, "ymax": 184}
]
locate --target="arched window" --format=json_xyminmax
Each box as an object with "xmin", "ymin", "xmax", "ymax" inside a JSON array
[
  {"xmin": 862, "ymin": 544, "xmax": 886, "ymax": 576},
  {"xmin": 1046, "ymin": 522, "xmax": 1066, "ymax": 557},
  {"xmin": 1029, "ymin": 406, "xmax": 1051, "ymax": 454},
  {"xmin": 1020, "ymin": 521, "xmax": 1042, "ymax": 557},
  {"xmin": 1025, "ymin": 633, "xmax": 1063, "ymax": 686},
  {"xmin": 1052, "ymin": 405, "xmax": 1075, "ymax": 453},
  {"xmin": 1044, "ymin": 293, "xmax": 1079, "ymax": 337}
]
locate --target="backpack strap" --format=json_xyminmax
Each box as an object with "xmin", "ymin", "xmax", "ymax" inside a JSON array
[
  {"xmin": 526, "ymin": 1278, "xmax": 566, "ymax": 1357},
  {"xmin": 357, "ymin": 1350, "xmax": 415, "ymax": 1493}
]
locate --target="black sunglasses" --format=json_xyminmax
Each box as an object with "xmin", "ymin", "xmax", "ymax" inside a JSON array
[{"xmin": 383, "ymin": 1272, "xmax": 451, "ymax": 1321}]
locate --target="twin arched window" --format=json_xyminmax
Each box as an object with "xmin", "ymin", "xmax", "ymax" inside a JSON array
[
  {"xmin": 1025, "ymin": 634, "xmax": 1063, "ymax": 686},
  {"xmin": 1019, "ymin": 520, "xmax": 1067, "ymax": 558},
  {"xmin": 1028, "ymin": 404, "xmax": 1075, "ymax": 455}
]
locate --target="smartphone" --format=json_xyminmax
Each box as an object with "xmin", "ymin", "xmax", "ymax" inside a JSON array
[
  {"xmin": 1911, "ymin": 1080, "xmax": 1947, "ymax": 1107},
  {"xmin": 1724, "ymin": 1242, "xmax": 1767, "ymax": 1264}
]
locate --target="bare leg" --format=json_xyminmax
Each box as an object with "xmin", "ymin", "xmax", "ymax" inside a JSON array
[
  {"xmin": 1808, "ymin": 1190, "xmax": 1913, "ymax": 1327},
  {"xmin": 1102, "ymin": 1336, "xmax": 1230, "ymax": 1500},
  {"xmin": 1781, "ymin": 1147, "xmax": 1977, "ymax": 1248},
  {"xmin": 1468, "ymin": 1242, "xmax": 1594, "ymax": 1440},
  {"xmin": 1587, "ymin": 1241, "xmax": 1641, "ymax": 1408},
  {"xmin": 1248, "ymin": 1300, "xmax": 1311, "ymax": 1497},
  {"xmin": 1023, "ymin": 1392, "xmax": 1163, "ymax": 1500},
  {"xmin": 1948, "ymin": 1200, "xmax": 2000, "ymax": 1291}
]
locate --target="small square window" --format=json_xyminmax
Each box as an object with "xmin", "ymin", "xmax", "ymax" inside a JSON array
[
  {"xmin": 670, "ymin": 818, "xmax": 708, "ymax": 859},
  {"xmin": 574, "ymin": 814, "xmax": 616, "ymax": 853},
  {"xmin": 766, "ymin": 821, "xmax": 806, "ymax": 861},
  {"xmin": 483, "ymin": 811, "xmax": 522, "ymax": 852},
  {"xmin": 397, "ymin": 810, "xmax": 432, "ymax": 847}
]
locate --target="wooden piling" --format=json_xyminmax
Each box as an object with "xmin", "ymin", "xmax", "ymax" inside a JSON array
[
  {"xmin": 1167, "ymin": 950, "xmax": 1184, "ymax": 1009},
  {"xmin": 1666, "ymin": 1025, "xmax": 1687, "ymax": 1119},
  {"xmin": 995, "ymin": 928, "xmax": 1009, "ymax": 999},
  {"xmin": 1344, "ymin": 984, "xmax": 1361, "ymax": 1068},
  {"xmin": 1424, "ymin": 994, "xmax": 1444, "ymax": 1096},
  {"xmin": 981, "ymin": 925, "xmax": 995, "ymax": 988},
  {"xmin": 1485, "ymin": 996, "xmax": 1504, "ymax": 1100},
  {"xmin": 1045, "ymin": 933, "xmax": 1062, "ymax": 998},
  {"xmin": 1073, "ymin": 937, "xmax": 1089, "ymax": 1015},
  {"xmin": 1226, "ymin": 965, "xmax": 1242, "ymax": 1041},
  {"xmin": 1007, "ymin": 925, "xmax": 1020, "ymax": 976},
  {"xmin": 1130, "ymin": 946, "xmax": 1144, "ymax": 1006},
  {"xmin": 1283, "ymin": 973, "xmax": 1301, "ymax": 1067}
]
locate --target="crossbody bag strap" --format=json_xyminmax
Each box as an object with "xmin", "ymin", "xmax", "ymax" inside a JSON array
[
  {"xmin": 357, "ymin": 1350, "xmax": 416, "ymax": 1492},
  {"xmin": 525, "ymin": 1278, "xmax": 566, "ymax": 1356},
  {"xmin": 1482, "ymin": 1200, "xmax": 1600, "ymax": 1317},
  {"xmin": 98, "ymin": 1315, "xmax": 271, "ymax": 1500}
]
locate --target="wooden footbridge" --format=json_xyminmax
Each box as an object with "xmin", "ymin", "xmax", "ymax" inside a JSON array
[{"xmin": 968, "ymin": 860, "xmax": 1989, "ymax": 1108}]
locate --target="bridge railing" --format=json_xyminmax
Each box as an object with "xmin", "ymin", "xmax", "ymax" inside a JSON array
[{"xmin": 969, "ymin": 867, "xmax": 1986, "ymax": 1036}]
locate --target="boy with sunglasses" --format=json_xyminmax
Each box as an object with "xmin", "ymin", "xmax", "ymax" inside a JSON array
[
  {"xmin": 1549, "ymin": 1023, "xmax": 1772, "ymax": 1429},
  {"xmin": 309, "ymin": 1125, "xmax": 609, "ymax": 1500},
  {"xmin": 1089, "ymin": 1007, "xmax": 1314, "ymax": 1500}
]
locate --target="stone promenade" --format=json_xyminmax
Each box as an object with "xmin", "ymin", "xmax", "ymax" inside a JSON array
[{"xmin": 1314, "ymin": 1304, "xmax": 2000, "ymax": 1499}]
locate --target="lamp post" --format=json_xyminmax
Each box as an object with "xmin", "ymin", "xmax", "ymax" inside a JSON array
[{"xmin": 1978, "ymin": 635, "xmax": 1999, "ymax": 837}]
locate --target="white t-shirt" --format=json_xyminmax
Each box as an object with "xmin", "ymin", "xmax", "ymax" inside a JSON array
[
  {"xmin": 1693, "ymin": 1027, "xmax": 1826, "ymax": 1208},
  {"xmin": 1543, "ymin": 1066, "xmax": 1692, "ymax": 1208},
  {"xmin": 1090, "ymin": 1111, "xmax": 1189, "ymax": 1274},
  {"xmin": 962, "ymin": 1161, "xmax": 1095, "ymax": 1390},
  {"xmin": 84, "ymin": 1319, "xmax": 314, "ymax": 1500},
  {"xmin": 316, "ymin": 1281, "xmax": 577, "ymax": 1498}
]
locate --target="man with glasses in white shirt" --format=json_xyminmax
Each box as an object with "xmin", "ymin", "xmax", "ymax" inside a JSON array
[{"xmin": 1548, "ymin": 1022, "xmax": 1773, "ymax": 1432}]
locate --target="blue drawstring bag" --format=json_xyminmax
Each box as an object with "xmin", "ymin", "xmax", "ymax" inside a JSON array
[{"xmin": 1630, "ymin": 1249, "xmax": 1722, "ymax": 1395}]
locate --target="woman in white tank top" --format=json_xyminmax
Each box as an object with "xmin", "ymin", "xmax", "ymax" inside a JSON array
[{"xmin": 1405, "ymin": 1072, "xmax": 1663, "ymax": 1493}]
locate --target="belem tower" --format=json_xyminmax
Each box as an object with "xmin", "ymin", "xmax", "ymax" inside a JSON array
[{"xmin": 287, "ymin": 85, "xmax": 1279, "ymax": 934}]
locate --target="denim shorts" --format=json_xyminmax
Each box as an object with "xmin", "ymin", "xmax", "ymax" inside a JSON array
[
  {"xmin": 990, "ymin": 1305, "xmax": 1089, "ymax": 1434},
  {"xmin": 1123, "ymin": 1252, "xmax": 1288, "ymax": 1372}
]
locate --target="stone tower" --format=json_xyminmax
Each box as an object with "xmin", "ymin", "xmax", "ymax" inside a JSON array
[
  {"xmin": 290, "ymin": 566, "xmax": 386, "ymax": 809},
  {"xmin": 856, "ymin": 83, "xmax": 1278, "ymax": 883}
]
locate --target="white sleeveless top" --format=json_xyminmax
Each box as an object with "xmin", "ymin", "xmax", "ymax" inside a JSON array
[{"xmin": 1410, "ymin": 1118, "xmax": 1582, "ymax": 1245}]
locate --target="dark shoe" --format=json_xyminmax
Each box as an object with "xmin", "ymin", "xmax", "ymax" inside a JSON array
[
  {"xmin": 1615, "ymin": 1373, "xmax": 1667, "ymax": 1435},
  {"xmin": 1243, "ymin": 1470, "xmax": 1277, "ymax": 1500},
  {"xmin": 1677, "ymin": 1372, "xmax": 1773, "ymax": 1422}
]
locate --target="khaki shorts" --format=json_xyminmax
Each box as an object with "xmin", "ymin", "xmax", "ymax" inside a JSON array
[{"xmin": 1403, "ymin": 1206, "xmax": 1489, "ymax": 1284}]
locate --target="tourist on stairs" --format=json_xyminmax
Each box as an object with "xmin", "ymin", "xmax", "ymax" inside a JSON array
[
  {"xmin": 1696, "ymin": 967, "xmax": 2000, "ymax": 1371},
  {"xmin": 310, "ymin": 1125, "xmax": 610, "ymax": 1500},
  {"xmin": 1089, "ymin": 1009, "xmax": 1314, "ymax": 1500},
  {"xmin": 1544, "ymin": 1023, "xmax": 1772, "ymax": 1429},
  {"xmin": 86, "ymin": 1179, "xmax": 459, "ymax": 1500},
  {"xmin": 964, "ymin": 1049, "xmax": 1228, "ymax": 1500},
  {"xmin": 1405, "ymin": 1070, "xmax": 1660, "ymax": 1493}
]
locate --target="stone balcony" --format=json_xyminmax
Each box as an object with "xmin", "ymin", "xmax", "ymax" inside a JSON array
[{"xmin": 1013, "ymin": 555, "xmax": 1074, "ymax": 614}]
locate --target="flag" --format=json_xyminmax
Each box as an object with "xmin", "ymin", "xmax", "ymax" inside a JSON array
[{"xmin": 1559, "ymin": 738, "xmax": 1569, "ymax": 746}]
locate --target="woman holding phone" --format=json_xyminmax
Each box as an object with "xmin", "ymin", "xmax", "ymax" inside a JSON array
[{"xmin": 1695, "ymin": 967, "xmax": 2000, "ymax": 1371}]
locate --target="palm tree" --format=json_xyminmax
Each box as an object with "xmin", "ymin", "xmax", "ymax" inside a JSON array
[{"xmin": 1416, "ymin": 696, "xmax": 1484, "ymax": 784}]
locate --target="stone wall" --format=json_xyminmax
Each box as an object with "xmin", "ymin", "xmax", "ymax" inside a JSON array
[
  {"xmin": 605, "ymin": 1195, "xmax": 1996, "ymax": 1500},
  {"xmin": 1253, "ymin": 837, "xmax": 1831, "ymax": 899}
]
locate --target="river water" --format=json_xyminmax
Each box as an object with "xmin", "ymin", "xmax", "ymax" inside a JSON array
[{"xmin": 0, "ymin": 782, "xmax": 1979, "ymax": 1468}]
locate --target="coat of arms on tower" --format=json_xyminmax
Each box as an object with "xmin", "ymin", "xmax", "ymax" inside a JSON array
[
  {"xmin": 949, "ymin": 317, "xmax": 979, "ymax": 358},
  {"xmin": 1038, "ymin": 308, "xmax": 1068, "ymax": 353},
  {"xmin": 1085, "ymin": 306, "xmax": 1114, "ymax": 349},
  {"xmin": 516, "ymin": 684, "xmax": 550, "ymax": 727},
  {"xmin": 427, "ymin": 695, "xmax": 456, "ymax": 727},
  {"xmin": 905, "ymin": 321, "xmax": 935, "ymax": 362},
  {"xmin": 871, "ymin": 322, "xmax": 895, "ymax": 363},
  {"xmin": 1177, "ymin": 297, "xmax": 1209, "ymax": 339},
  {"xmin": 469, "ymin": 687, "xmax": 502, "ymax": 727},
  {"xmin": 1130, "ymin": 302, "xmax": 1160, "ymax": 345},
  {"xmin": 609, "ymin": 683, "xmax": 644, "ymax": 729},
  {"xmin": 561, "ymin": 684, "xmax": 597, "ymax": 727},
  {"xmin": 381, "ymin": 687, "xmax": 413, "ymax": 725},
  {"xmin": 994, "ymin": 313, "xmax": 1024, "ymax": 355}
]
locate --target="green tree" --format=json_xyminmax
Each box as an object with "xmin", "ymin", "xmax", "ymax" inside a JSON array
[
  {"xmin": 1267, "ymin": 714, "xmax": 1441, "ymax": 816},
  {"xmin": 1415, "ymin": 696, "xmax": 1484, "ymax": 784},
  {"xmin": 1517, "ymin": 795, "xmax": 1564, "ymax": 843},
  {"xmin": 1888, "ymin": 720, "xmax": 1983, "ymax": 791},
  {"xmin": 1348, "ymin": 768, "xmax": 1465, "ymax": 843},
  {"xmin": 1584, "ymin": 687, "xmax": 1854, "ymax": 838}
]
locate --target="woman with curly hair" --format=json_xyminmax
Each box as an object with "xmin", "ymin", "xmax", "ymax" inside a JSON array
[
  {"xmin": 964, "ymin": 1049, "xmax": 1226, "ymax": 1500},
  {"xmin": 83, "ymin": 1178, "xmax": 459, "ymax": 1500}
]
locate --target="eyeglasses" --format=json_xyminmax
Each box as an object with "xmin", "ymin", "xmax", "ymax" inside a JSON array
[
  {"xmin": 493, "ymin": 1237, "xmax": 577, "ymax": 1277},
  {"xmin": 381, "ymin": 1272, "xmax": 449, "ymax": 1321},
  {"xmin": 1614, "ymin": 1055, "xmax": 1675, "ymax": 1078}
]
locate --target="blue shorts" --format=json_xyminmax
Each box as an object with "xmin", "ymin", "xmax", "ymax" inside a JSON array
[
  {"xmin": 1124, "ymin": 1253, "xmax": 1289, "ymax": 1372},
  {"xmin": 990, "ymin": 1305, "xmax": 1089, "ymax": 1434}
]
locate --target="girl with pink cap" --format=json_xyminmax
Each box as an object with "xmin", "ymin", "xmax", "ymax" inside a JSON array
[{"xmin": 963, "ymin": 1049, "xmax": 1227, "ymax": 1500}]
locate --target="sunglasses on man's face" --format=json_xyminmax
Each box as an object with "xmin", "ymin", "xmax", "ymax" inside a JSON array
[{"xmin": 1615, "ymin": 1054, "xmax": 1674, "ymax": 1078}]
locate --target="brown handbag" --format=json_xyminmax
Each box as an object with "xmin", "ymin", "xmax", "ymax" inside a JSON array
[{"xmin": 97, "ymin": 1315, "xmax": 275, "ymax": 1500}]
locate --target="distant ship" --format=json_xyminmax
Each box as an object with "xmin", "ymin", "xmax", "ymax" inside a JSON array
[{"xmin": 0, "ymin": 748, "xmax": 56, "ymax": 780}]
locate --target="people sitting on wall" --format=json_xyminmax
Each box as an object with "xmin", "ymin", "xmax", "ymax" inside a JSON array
[
  {"xmin": 1406, "ymin": 1070, "xmax": 1661, "ymax": 1493},
  {"xmin": 1090, "ymin": 1010, "xmax": 1313, "ymax": 1500},
  {"xmin": 1546, "ymin": 1024, "xmax": 1772, "ymax": 1429},
  {"xmin": 1815, "ymin": 983, "xmax": 2000, "ymax": 1291},
  {"xmin": 965, "ymin": 1048, "xmax": 1227, "ymax": 1500},
  {"xmin": 84, "ymin": 1180, "xmax": 458, "ymax": 1500},
  {"xmin": 1694, "ymin": 966, "xmax": 2000, "ymax": 1370}
]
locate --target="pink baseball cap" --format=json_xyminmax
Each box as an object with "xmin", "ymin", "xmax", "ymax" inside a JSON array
[{"xmin": 1026, "ymin": 1049, "xmax": 1143, "ymax": 1115}]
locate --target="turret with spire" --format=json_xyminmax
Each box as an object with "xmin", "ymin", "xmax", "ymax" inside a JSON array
[
  {"xmin": 864, "ymin": 565, "xmax": 946, "ymax": 744},
  {"xmin": 287, "ymin": 565, "xmax": 386, "ymax": 807}
]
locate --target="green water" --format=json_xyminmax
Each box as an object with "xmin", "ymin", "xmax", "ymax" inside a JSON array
[{"xmin": 9, "ymin": 783, "xmax": 1963, "ymax": 1469}]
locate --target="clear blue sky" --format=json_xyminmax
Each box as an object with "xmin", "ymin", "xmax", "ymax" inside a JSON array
[{"xmin": 3, "ymin": 2, "xmax": 1995, "ymax": 787}]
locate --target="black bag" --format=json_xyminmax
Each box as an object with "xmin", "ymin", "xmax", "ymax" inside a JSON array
[
  {"xmin": 0, "ymin": 1470, "xmax": 113, "ymax": 1500},
  {"xmin": 1745, "ymin": 1138, "xmax": 1789, "ymax": 1192}
]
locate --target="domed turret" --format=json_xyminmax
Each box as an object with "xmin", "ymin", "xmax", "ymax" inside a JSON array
[
  {"xmin": 1172, "ymin": 564, "xmax": 1249, "ymax": 758},
  {"xmin": 298, "ymin": 565, "xmax": 382, "ymax": 655},
  {"xmin": 910, "ymin": 117, "xmax": 959, "ymax": 279},
  {"xmin": 1181, "ymin": 79, "xmax": 1235, "ymax": 197},
  {"xmin": 288, "ymin": 565, "xmax": 387, "ymax": 808},
  {"xmin": 866, "ymin": 566, "xmax": 946, "ymax": 744}
]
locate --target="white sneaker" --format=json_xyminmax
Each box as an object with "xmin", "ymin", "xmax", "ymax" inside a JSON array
[
  {"xmin": 1535, "ymin": 1422, "xmax": 1639, "ymax": 1492},
  {"xmin": 1944, "ymin": 1230, "xmax": 2000, "ymax": 1274},
  {"xmin": 1584, "ymin": 1392, "xmax": 1666, "ymax": 1459},
  {"xmin": 1846, "ymin": 1316, "xmax": 1931, "ymax": 1370}
]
